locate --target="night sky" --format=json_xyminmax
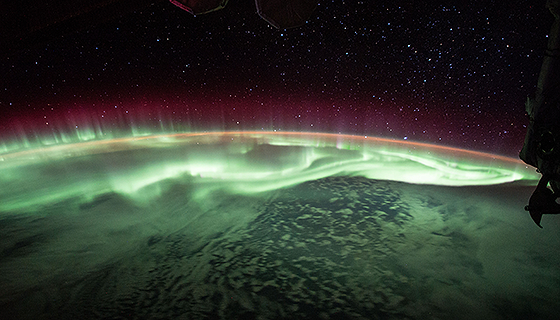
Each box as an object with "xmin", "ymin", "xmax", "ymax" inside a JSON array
[{"xmin": 0, "ymin": 0, "xmax": 555, "ymax": 157}]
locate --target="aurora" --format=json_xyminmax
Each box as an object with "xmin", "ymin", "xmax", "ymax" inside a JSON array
[{"xmin": 0, "ymin": 131, "xmax": 539, "ymax": 213}]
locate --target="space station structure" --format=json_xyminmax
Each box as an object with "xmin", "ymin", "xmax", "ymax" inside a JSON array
[
  {"xmin": 520, "ymin": 0, "xmax": 560, "ymax": 191},
  {"xmin": 169, "ymin": 0, "xmax": 319, "ymax": 29}
]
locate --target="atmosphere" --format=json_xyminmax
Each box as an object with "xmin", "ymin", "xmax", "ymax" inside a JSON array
[
  {"xmin": 0, "ymin": 0, "xmax": 552, "ymax": 157},
  {"xmin": 1, "ymin": 1, "xmax": 559, "ymax": 320}
]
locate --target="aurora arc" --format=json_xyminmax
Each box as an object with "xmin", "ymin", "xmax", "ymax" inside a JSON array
[{"xmin": 0, "ymin": 132, "xmax": 539, "ymax": 213}]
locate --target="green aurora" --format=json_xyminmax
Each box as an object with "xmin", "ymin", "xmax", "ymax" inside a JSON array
[{"xmin": 0, "ymin": 131, "xmax": 539, "ymax": 213}]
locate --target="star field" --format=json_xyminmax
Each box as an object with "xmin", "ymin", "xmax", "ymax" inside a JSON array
[{"xmin": 0, "ymin": 0, "xmax": 554, "ymax": 156}]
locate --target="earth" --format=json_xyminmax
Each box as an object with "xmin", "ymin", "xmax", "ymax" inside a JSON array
[{"xmin": 0, "ymin": 132, "xmax": 558, "ymax": 320}]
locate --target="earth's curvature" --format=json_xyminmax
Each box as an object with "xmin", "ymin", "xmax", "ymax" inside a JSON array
[{"xmin": 0, "ymin": 132, "xmax": 558, "ymax": 320}]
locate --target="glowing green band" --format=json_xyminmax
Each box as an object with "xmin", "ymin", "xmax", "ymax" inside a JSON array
[{"xmin": 0, "ymin": 132, "xmax": 539, "ymax": 213}]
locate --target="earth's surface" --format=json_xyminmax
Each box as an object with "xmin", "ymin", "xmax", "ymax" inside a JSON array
[{"xmin": 0, "ymin": 132, "xmax": 558, "ymax": 320}]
